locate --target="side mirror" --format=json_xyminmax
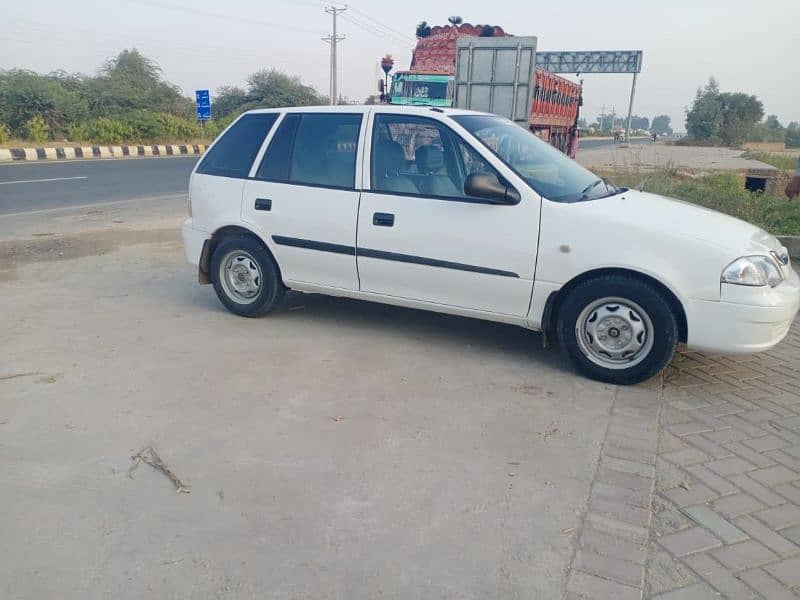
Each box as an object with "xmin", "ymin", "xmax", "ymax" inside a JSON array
[{"xmin": 464, "ymin": 173, "xmax": 521, "ymax": 204}]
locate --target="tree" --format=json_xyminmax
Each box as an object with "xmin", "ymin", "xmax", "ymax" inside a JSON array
[
  {"xmin": 629, "ymin": 115, "xmax": 650, "ymax": 131},
  {"xmin": 364, "ymin": 95, "xmax": 379, "ymax": 105},
  {"xmin": 685, "ymin": 77, "xmax": 763, "ymax": 146},
  {"xmin": 651, "ymin": 115, "xmax": 672, "ymax": 135},
  {"xmin": 685, "ymin": 77, "xmax": 723, "ymax": 141},
  {"xmin": 213, "ymin": 69, "xmax": 326, "ymax": 119},
  {"xmin": 718, "ymin": 92, "xmax": 763, "ymax": 146}
]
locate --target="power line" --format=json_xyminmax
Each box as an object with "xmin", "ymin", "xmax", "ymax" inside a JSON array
[
  {"xmin": 123, "ymin": 0, "xmax": 326, "ymax": 35},
  {"xmin": 339, "ymin": 12, "xmax": 411, "ymax": 47},
  {"xmin": 347, "ymin": 4, "xmax": 414, "ymax": 43}
]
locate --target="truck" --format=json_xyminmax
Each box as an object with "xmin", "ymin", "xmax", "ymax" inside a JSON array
[{"xmin": 386, "ymin": 26, "xmax": 582, "ymax": 155}]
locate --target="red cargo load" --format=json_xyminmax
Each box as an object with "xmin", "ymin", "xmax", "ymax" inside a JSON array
[{"xmin": 411, "ymin": 24, "xmax": 508, "ymax": 75}]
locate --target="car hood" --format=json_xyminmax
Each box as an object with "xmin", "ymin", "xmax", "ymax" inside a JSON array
[{"xmin": 596, "ymin": 189, "xmax": 780, "ymax": 255}]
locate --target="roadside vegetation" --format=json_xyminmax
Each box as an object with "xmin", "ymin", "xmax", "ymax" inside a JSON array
[
  {"xmin": 0, "ymin": 49, "xmax": 327, "ymax": 146},
  {"xmin": 741, "ymin": 151, "xmax": 799, "ymax": 171},
  {"xmin": 678, "ymin": 77, "xmax": 799, "ymax": 149},
  {"xmin": 598, "ymin": 168, "xmax": 800, "ymax": 236}
]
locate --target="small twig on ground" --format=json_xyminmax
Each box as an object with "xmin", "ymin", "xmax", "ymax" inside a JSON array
[{"xmin": 128, "ymin": 446, "xmax": 190, "ymax": 493}]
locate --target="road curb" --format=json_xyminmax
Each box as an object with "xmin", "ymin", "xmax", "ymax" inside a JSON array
[{"xmin": 0, "ymin": 144, "xmax": 207, "ymax": 162}]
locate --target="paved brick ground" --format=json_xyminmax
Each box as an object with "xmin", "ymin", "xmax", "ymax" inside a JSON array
[{"xmin": 566, "ymin": 316, "xmax": 800, "ymax": 599}]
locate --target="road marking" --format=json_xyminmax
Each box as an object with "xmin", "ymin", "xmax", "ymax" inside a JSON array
[{"xmin": 0, "ymin": 176, "xmax": 88, "ymax": 186}]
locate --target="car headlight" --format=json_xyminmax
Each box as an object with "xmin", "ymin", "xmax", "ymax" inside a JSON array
[{"xmin": 721, "ymin": 255, "xmax": 785, "ymax": 287}]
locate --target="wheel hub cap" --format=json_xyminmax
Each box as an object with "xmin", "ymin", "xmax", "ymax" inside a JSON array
[
  {"xmin": 576, "ymin": 298, "xmax": 654, "ymax": 370},
  {"xmin": 220, "ymin": 252, "xmax": 262, "ymax": 303}
]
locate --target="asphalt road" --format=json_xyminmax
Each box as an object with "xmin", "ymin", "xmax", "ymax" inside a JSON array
[
  {"xmin": 0, "ymin": 138, "xmax": 651, "ymax": 215},
  {"xmin": 0, "ymin": 156, "xmax": 197, "ymax": 215}
]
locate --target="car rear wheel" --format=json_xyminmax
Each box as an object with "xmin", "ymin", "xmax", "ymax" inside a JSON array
[
  {"xmin": 210, "ymin": 235, "xmax": 284, "ymax": 317},
  {"xmin": 556, "ymin": 275, "xmax": 678, "ymax": 385}
]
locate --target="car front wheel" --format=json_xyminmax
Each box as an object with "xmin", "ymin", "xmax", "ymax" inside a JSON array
[{"xmin": 555, "ymin": 275, "xmax": 678, "ymax": 385}]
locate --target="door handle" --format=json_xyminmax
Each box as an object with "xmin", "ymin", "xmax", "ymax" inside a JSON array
[
  {"xmin": 255, "ymin": 198, "xmax": 272, "ymax": 211},
  {"xmin": 373, "ymin": 212, "xmax": 394, "ymax": 227}
]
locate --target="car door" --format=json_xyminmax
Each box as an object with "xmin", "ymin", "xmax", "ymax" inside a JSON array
[
  {"xmin": 242, "ymin": 111, "xmax": 364, "ymax": 290},
  {"xmin": 356, "ymin": 112, "xmax": 539, "ymax": 316}
]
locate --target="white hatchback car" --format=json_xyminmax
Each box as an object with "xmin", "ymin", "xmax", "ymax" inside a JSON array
[{"xmin": 182, "ymin": 106, "xmax": 800, "ymax": 384}]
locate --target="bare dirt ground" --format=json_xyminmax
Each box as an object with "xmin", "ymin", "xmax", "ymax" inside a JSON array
[{"xmin": 0, "ymin": 198, "xmax": 619, "ymax": 599}]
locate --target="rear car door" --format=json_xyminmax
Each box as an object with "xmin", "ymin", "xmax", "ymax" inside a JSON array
[
  {"xmin": 242, "ymin": 112, "xmax": 364, "ymax": 290},
  {"xmin": 356, "ymin": 112, "xmax": 539, "ymax": 316}
]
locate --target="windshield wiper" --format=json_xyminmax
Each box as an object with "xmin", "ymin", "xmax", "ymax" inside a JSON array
[{"xmin": 581, "ymin": 178, "xmax": 606, "ymax": 197}]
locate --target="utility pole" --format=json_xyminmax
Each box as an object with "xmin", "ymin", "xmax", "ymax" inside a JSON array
[
  {"xmin": 600, "ymin": 104, "xmax": 605, "ymax": 132},
  {"xmin": 323, "ymin": 5, "xmax": 346, "ymax": 105}
]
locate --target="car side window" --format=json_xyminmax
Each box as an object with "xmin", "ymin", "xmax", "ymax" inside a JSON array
[
  {"xmin": 370, "ymin": 114, "xmax": 502, "ymax": 200},
  {"xmin": 256, "ymin": 114, "xmax": 300, "ymax": 181},
  {"xmin": 197, "ymin": 113, "xmax": 278, "ymax": 178},
  {"xmin": 256, "ymin": 113, "xmax": 361, "ymax": 189}
]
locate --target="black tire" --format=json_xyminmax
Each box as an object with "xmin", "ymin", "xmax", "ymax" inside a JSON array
[
  {"xmin": 555, "ymin": 274, "xmax": 678, "ymax": 385},
  {"xmin": 210, "ymin": 235, "xmax": 284, "ymax": 317}
]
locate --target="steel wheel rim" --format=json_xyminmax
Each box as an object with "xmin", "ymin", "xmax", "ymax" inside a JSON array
[
  {"xmin": 575, "ymin": 297, "xmax": 654, "ymax": 370},
  {"xmin": 219, "ymin": 250, "xmax": 262, "ymax": 304}
]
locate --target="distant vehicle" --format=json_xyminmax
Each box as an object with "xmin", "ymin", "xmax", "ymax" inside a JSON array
[
  {"xmin": 388, "ymin": 71, "xmax": 453, "ymax": 107},
  {"xmin": 182, "ymin": 105, "xmax": 799, "ymax": 384},
  {"xmin": 385, "ymin": 27, "xmax": 582, "ymax": 155}
]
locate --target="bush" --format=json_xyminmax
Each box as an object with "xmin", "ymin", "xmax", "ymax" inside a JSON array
[
  {"xmin": 84, "ymin": 117, "xmax": 135, "ymax": 144},
  {"xmin": 24, "ymin": 115, "xmax": 50, "ymax": 143},
  {"xmin": 0, "ymin": 122, "xmax": 10, "ymax": 143}
]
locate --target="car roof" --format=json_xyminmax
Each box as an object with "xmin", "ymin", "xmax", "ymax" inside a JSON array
[{"xmin": 243, "ymin": 105, "xmax": 493, "ymax": 118}]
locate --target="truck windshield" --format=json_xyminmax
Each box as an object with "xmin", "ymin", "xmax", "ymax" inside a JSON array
[
  {"xmin": 397, "ymin": 81, "xmax": 448, "ymax": 101},
  {"xmin": 452, "ymin": 114, "xmax": 621, "ymax": 202}
]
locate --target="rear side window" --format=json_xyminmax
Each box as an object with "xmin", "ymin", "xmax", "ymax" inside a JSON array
[
  {"xmin": 197, "ymin": 113, "xmax": 278, "ymax": 178},
  {"xmin": 256, "ymin": 113, "xmax": 362, "ymax": 189}
]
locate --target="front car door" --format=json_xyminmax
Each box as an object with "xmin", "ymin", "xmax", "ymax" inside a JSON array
[
  {"xmin": 242, "ymin": 111, "xmax": 365, "ymax": 290},
  {"xmin": 356, "ymin": 111, "xmax": 540, "ymax": 316}
]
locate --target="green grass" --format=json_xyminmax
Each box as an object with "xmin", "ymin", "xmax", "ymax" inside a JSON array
[
  {"xmin": 597, "ymin": 169, "xmax": 800, "ymax": 236},
  {"xmin": 741, "ymin": 151, "xmax": 799, "ymax": 171}
]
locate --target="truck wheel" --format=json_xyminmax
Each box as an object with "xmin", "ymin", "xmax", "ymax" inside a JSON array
[
  {"xmin": 210, "ymin": 235, "xmax": 284, "ymax": 318},
  {"xmin": 555, "ymin": 275, "xmax": 678, "ymax": 385}
]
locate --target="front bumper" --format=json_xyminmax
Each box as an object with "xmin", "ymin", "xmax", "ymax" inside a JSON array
[
  {"xmin": 181, "ymin": 218, "xmax": 209, "ymax": 266},
  {"xmin": 686, "ymin": 268, "xmax": 800, "ymax": 353}
]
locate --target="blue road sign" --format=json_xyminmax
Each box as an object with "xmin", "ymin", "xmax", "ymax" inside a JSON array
[{"xmin": 195, "ymin": 89, "xmax": 212, "ymax": 120}]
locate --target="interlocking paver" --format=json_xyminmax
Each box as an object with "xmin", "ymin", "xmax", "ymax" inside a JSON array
[
  {"xmin": 662, "ymin": 448, "xmax": 710, "ymax": 467},
  {"xmin": 765, "ymin": 448, "xmax": 800, "ymax": 473},
  {"xmin": 685, "ymin": 464, "xmax": 739, "ymax": 496},
  {"xmin": 662, "ymin": 484, "xmax": 718, "ymax": 508},
  {"xmin": 711, "ymin": 493, "xmax": 766, "ymax": 519},
  {"xmin": 593, "ymin": 481, "xmax": 651, "ymax": 508},
  {"xmin": 683, "ymin": 434, "xmax": 732, "ymax": 460},
  {"xmin": 681, "ymin": 505, "xmax": 748, "ymax": 544},
  {"xmin": 754, "ymin": 504, "xmax": 800, "ymax": 530},
  {"xmin": 651, "ymin": 582, "xmax": 721, "ymax": 599},
  {"xmin": 748, "ymin": 465, "xmax": 799, "ymax": 487},
  {"xmin": 669, "ymin": 423, "xmax": 714, "ymax": 437},
  {"xmin": 681, "ymin": 552, "xmax": 757, "ymax": 599},
  {"xmin": 604, "ymin": 443, "xmax": 656, "ymax": 465},
  {"xmin": 705, "ymin": 456, "xmax": 756, "ymax": 477},
  {"xmin": 774, "ymin": 483, "xmax": 800, "ymax": 505},
  {"xmin": 710, "ymin": 539, "xmax": 777, "ymax": 571},
  {"xmin": 659, "ymin": 527, "xmax": 723, "ymax": 557},
  {"xmin": 703, "ymin": 428, "xmax": 749, "ymax": 444},
  {"xmin": 601, "ymin": 455, "xmax": 655, "ymax": 478},
  {"xmin": 728, "ymin": 473, "xmax": 787, "ymax": 507},
  {"xmin": 580, "ymin": 526, "xmax": 647, "ymax": 565},
  {"xmin": 566, "ymin": 569, "xmax": 640, "ymax": 600},
  {"xmin": 723, "ymin": 441, "xmax": 776, "ymax": 468},
  {"xmin": 574, "ymin": 549, "xmax": 642, "ymax": 588},
  {"xmin": 722, "ymin": 414, "xmax": 771, "ymax": 437},
  {"xmin": 734, "ymin": 514, "xmax": 800, "ymax": 557},
  {"xmin": 742, "ymin": 434, "xmax": 789, "ymax": 452},
  {"xmin": 738, "ymin": 568, "xmax": 796, "ymax": 600},
  {"xmin": 764, "ymin": 557, "xmax": 800, "ymax": 588}
]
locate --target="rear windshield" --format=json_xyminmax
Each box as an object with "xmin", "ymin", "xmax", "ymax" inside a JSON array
[{"xmin": 197, "ymin": 113, "xmax": 278, "ymax": 178}]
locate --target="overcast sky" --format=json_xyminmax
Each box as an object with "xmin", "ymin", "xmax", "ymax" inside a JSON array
[{"xmin": 2, "ymin": 0, "xmax": 798, "ymax": 132}]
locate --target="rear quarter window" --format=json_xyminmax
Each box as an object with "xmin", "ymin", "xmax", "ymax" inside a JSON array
[{"xmin": 196, "ymin": 113, "xmax": 278, "ymax": 178}]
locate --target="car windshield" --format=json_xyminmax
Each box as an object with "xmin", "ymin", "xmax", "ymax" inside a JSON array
[{"xmin": 452, "ymin": 114, "xmax": 621, "ymax": 202}]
